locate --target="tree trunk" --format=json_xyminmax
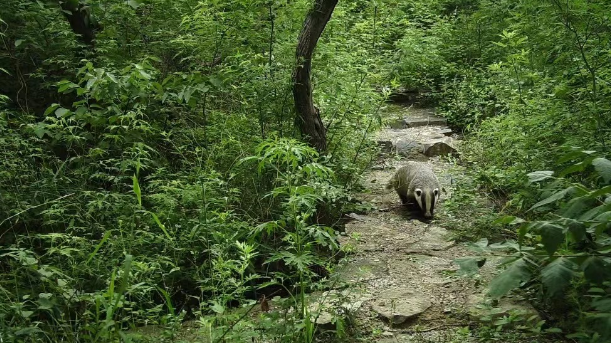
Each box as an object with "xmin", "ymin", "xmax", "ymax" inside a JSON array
[
  {"xmin": 59, "ymin": 1, "xmax": 99, "ymax": 47},
  {"xmin": 292, "ymin": 0, "xmax": 338, "ymax": 152}
]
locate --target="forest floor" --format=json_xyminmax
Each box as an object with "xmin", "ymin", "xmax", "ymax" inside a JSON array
[{"xmin": 323, "ymin": 104, "xmax": 548, "ymax": 343}]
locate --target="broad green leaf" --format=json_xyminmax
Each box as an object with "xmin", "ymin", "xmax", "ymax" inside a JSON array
[
  {"xmin": 541, "ymin": 257, "xmax": 575, "ymax": 297},
  {"xmin": 488, "ymin": 258, "xmax": 531, "ymax": 298},
  {"xmin": 493, "ymin": 215, "xmax": 516, "ymax": 225},
  {"xmin": 75, "ymin": 106, "xmax": 87, "ymax": 117},
  {"xmin": 32, "ymin": 123, "xmax": 49, "ymax": 139},
  {"xmin": 454, "ymin": 257, "xmax": 486, "ymax": 276},
  {"xmin": 210, "ymin": 300, "xmax": 225, "ymax": 314},
  {"xmin": 127, "ymin": 0, "xmax": 142, "ymax": 9},
  {"xmin": 557, "ymin": 150, "xmax": 586, "ymax": 163},
  {"xmin": 37, "ymin": 293, "xmax": 54, "ymax": 310},
  {"xmin": 538, "ymin": 223, "xmax": 565, "ymax": 256},
  {"xmin": 591, "ymin": 185, "xmax": 611, "ymax": 198},
  {"xmin": 582, "ymin": 257, "xmax": 610, "ymax": 284},
  {"xmin": 593, "ymin": 158, "xmax": 611, "ymax": 184},
  {"xmin": 44, "ymin": 103, "xmax": 60, "ymax": 116},
  {"xmin": 54, "ymin": 107, "xmax": 70, "ymax": 118},
  {"xmin": 527, "ymin": 171, "xmax": 554, "ymax": 183},
  {"xmin": 561, "ymin": 196, "xmax": 592, "ymax": 218},
  {"xmin": 518, "ymin": 222, "xmax": 542, "ymax": 245},
  {"xmin": 580, "ymin": 203, "xmax": 611, "ymax": 221},
  {"xmin": 567, "ymin": 221, "xmax": 586, "ymax": 242},
  {"xmin": 529, "ymin": 187, "xmax": 573, "ymax": 211},
  {"xmin": 15, "ymin": 39, "xmax": 23, "ymax": 47},
  {"xmin": 209, "ymin": 76, "xmax": 222, "ymax": 88},
  {"xmin": 558, "ymin": 159, "xmax": 594, "ymax": 177},
  {"xmin": 593, "ymin": 298, "xmax": 611, "ymax": 312}
]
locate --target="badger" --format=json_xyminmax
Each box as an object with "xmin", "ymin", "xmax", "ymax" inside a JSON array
[{"xmin": 386, "ymin": 161, "xmax": 441, "ymax": 218}]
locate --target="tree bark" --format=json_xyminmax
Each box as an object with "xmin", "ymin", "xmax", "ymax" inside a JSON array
[
  {"xmin": 59, "ymin": 1, "xmax": 99, "ymax": 47},
  {"xmin": 292, "ymin": 0, "xmax": 338, "ymax": 152}
]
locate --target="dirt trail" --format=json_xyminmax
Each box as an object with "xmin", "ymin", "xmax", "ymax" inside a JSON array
[{"xmin": 321, "ymin": 105, "xmax": 508, "ymax": 342}]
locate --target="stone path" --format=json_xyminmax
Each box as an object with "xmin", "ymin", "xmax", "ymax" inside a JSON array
[{"xmin": 312, "ymin": 106, "xmax": 536, "ymax": 342}]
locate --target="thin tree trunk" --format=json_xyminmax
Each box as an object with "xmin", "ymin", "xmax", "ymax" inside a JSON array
[
  {"xmin": 292, "ymin": 0, "xmax": 338, "ymax": 152},
  {"xmin": 59, "ymin": 1, "xmax": 99, "ymax": 47}
]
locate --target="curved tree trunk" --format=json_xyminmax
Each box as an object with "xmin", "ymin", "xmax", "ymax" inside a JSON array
[
  {"xmin": 60, "ymin": 1, "xmax": 99, "ymax": 47},
  {"xmin": 292, "ymin": 0, "xmax": 338, "ymax": 152}
]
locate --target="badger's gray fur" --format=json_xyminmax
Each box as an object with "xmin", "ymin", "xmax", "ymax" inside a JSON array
[{"xmin": 386, "ymin": 161, "xmax": 441, "ymax": 218}]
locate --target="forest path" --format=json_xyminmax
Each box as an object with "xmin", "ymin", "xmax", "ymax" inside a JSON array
[{"xmin": 322, "ymin": 105, "xmax": 526, "ymax": 342}]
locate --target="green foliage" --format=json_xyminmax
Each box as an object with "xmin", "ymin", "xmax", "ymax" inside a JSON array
[
  {"xmin": 0, "ymin": 0, "xmax": 385, "ymax": 341},
  {"xmin": 456, "ymin": 151, "xmax": 611, "ymax": 341}
]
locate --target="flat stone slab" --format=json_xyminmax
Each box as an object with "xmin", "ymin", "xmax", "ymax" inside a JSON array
[
  {"xmin": 371, "ymin": 288, "xmax": 432, "ymax": 324},
  {"xmin": 422, "ymin": 137, "xmax": 457, "ymax": 157},
  {"xmin": 404, "ymin": 114, "xmax": 447, "ymax": 128},
  {"xmin": 335, "ymin": 257, "xmax": 388, "ymax": 283}
]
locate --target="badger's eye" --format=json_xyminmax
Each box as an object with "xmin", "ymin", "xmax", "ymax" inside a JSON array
[{"xmin": 415, "ymin": 189, "xmax": 422, "ymax": 197}]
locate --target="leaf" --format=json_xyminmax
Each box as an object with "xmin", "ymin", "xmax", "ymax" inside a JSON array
[
  {"xmin": 87, "ymin": 230, "xmax": 112, "ymax": 264},
  {"xmin": 561, "ymin": 196, "xmax": 592, "ymax": 218},
  {"xmin": 567, "ymin": 221, "xmax": 586, "ymax": 242},
  {"xmin": 493, "ymin": 215, "xmax": 516, "ymax": 225},
  {"xmin": 15, "ymin": 39, "xmax": 24, "ymax": 47},
  {"xmin": 132, "ymin": 174, "xmax": 142, "ymax": 207},
  {"xmin": 127, "ymin": 0, "xmax": 141, "ymax": 9},
  {"xmin": 527, "ymin": 171, "xmax": 554, "ymax": 183},
  {"xmin": 54, "ymin": 107, "xmax": 70, "ymax": 118},
  {"xmin": 210, "ymin": 300, "xmax": 225, "ymax": 314},
  {"xmin": 37, "ymin": 293, "xmax": 55, "ymax": 310},
  {"xmin": 488, "ymin": 258, "xmax": 531, "ymax": 298},
  {"xmin": 557, "ymin": 150, "xmax": 585, "ymax": 163},
  {"xmin": 32, "ymin": 123, "xmax": 49, "ymax": 139},
  {"xmin": 580, "ymin": 203, "xmax": 611, "ymax": 221},
  {"xmin": 593, "ymin": 158, "xmax": 611, "ymax": 184},
  {"xmin": 538, "ymin": 223, "xmax": 566, "ymax": 256},
  {"xmin": 454, "ymin": 257, "xmax": 486, "ymax": 276},
  {"xmin": 591, "ymin": 185, "xmax": 611, "ymax": 198},
  {"xmin": 150, "ymin": 212, "xmax": 172, "ymax": 240},
  {"xmin": 582, "ymin": 257, "xmax": 610, "ymax": 284},
  {"xmin": 529, "ymin": 187, "xmax": 573, "ymax": 211},
  {"xmin": 209, "ymin": 76, "xmax": 222, "ymax": 88},
  {"xmin": 15, "ymin": 326, "xmax": 42, "ymax": 335},
  {"xmin": 558, "ymin": 160, "xmax": 591, "ymax": 177},
  {"xmin": 541, "ymin": 257, "xmax": 575, "ymax": 297},
  {"xmin": 44, "ymin": 103, "xmax": 60, "ymax": 116},
  {"xmin": 75, "ymin": 106, "xmax": 87, "ymax": 117}
]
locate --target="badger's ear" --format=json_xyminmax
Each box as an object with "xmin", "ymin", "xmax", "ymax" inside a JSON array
[{"xmin": 415, "ymin": 188, "xmax": 422, "ymax": 197}]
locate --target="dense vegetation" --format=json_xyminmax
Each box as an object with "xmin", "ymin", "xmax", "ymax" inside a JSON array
[{"xmin": 1, "ymin": 0, "xmax": 611, "ymax": 342}]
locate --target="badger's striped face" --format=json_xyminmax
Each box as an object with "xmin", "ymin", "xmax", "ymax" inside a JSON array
[{"xmin": 414, "ymin": 188, "xmax": 440, "ymax": 218}]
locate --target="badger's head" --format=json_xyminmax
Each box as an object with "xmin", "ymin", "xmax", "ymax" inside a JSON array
[{"xmin": 414, "ymin": 187, "xmax": 440, "ymax": 218}]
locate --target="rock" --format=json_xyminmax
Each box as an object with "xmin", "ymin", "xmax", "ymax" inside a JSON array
[
  {"xmin": 378, "ymin": 140, "xmax": 393, "ymax": 153},
  {"xmin": 382, "ymin": 331, "xmax": 394, "ymax": 337},
  {"xmin": 404, "ymin": 225, "xmax": 454, "ymax": 251},
  {"xmin": 422, "ymin": 137, "xmax": 457, "ymax": 157},
  {"xmin": 388, "ymin": 88, "xmax": 419, "ymax": 104},
  {"xmin": 467, "ymin": 294, "xmax": 541, "ymax": 322},
  {"xmin": 371, "ymin": 288, "xmax": 432, "ymax": 325},
  {"xmin": 308, "ymin": 302, "xmax": 335, "ymax": 330},
  {"xmin": 335, "ymin": 257, "xmax": 387, "ymax": 283},
  {"xmin": 438, "ymin": 127, "xmax": 453, "ymax": 136},
  {"xmin": 345, "ymin": 213, "xmax": 367, "ymax": 221},
  {"xmin": 389, "ymin": 118, "xmax": 408, "ymax": 129},
  {"xmin": 394, "ymin": 139, "xmax": 423, "ymax": 157},
  {"xmin": 404, "ymin": 114, "xmax": 447, "ymax": 128}
]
